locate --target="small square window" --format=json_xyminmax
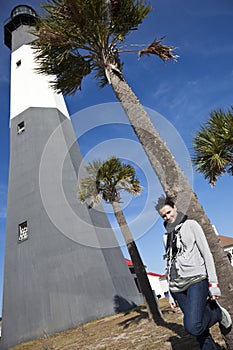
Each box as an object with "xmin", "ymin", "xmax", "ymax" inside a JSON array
[
  {"xmin": 16, "ymin": 60, "xmax": 21, "ymax": 68},
  {"xmin": 18, "ymin": 221, "xmax": 28, "ymax": 242},
  {"xmin": 17, "ymin": 121, "xmax": 25, "ymax": 134}
]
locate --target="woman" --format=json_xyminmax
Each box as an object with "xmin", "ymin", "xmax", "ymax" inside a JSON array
[{"xmin": 155, "ymin": 195, "xmax": 232, "ymax": 350}]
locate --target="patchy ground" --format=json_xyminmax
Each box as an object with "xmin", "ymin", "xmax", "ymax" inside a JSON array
[{"xmin": 11, "ymin": 298, "xmax": 226, "ymax": 350}]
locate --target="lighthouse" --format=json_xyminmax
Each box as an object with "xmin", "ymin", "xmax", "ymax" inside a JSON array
[{"xmin": 1, "ymin": 5, "xmax": 142, "ymax": 349}]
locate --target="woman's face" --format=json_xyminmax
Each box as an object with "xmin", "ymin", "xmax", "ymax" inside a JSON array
[{"xmin": 159, "ymin": 204, "xmax": 178, "ymax": 224}]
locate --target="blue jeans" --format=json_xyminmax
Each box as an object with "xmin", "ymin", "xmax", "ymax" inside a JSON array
[{"xmin": 171, "ymin": 279, "xmax": 221, "ymax": 350}]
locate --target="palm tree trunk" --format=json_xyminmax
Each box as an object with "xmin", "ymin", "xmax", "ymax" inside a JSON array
[
  {"xmin": 108, "ymin": 68, "xmax": 233, "ymax": 349},
  {"xmin": 111, "ymin": 200, "xmax": 163, "ymax": 322}
]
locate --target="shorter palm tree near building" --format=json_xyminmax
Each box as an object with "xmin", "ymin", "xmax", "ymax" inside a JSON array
[{"xmin": 78, "ymin": 156, "xmax": 162, "ymax": 322}]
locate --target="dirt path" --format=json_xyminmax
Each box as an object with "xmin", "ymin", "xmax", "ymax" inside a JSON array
[{"xmin": 11, "ymin": 298, "xmax": 226, "ymax": 350}]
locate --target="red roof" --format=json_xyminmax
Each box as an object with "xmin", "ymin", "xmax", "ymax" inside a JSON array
[
  {"xmin": 147, "ymin": 272, "xmax": 165, "ymax": 278},
  {"xmin": 218, "ymin": 235, "xmax": 233, "ymax": 248},
  {"xmin": 125, "ymin": 258, "xmax": 166, "ymax": 277},
  {"xmin": 125, "ymin": 258, "xmax": 133, "ymax": 266}
]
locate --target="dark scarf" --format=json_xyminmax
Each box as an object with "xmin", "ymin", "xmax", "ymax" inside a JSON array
[{"xmin": 164, "ymin": 212, "xmax": 188, "ymax": 261}]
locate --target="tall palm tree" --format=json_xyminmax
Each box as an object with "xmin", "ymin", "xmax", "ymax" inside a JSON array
[
  {"xmin": 32, "ymin": 1, "xmax": 233, "ymax": 346},
  {"xmin": 192, "ymin": 108, "xmax": 233, "ymax": 186},
  {"xmin": 78, "ymin": 156, "xmax": 162, "ymax": 322}
]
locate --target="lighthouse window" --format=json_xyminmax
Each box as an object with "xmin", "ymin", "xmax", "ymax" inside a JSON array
[
  {"xmin": 16, "ymin": 60, "xmax": 21, "ymax": 68},
  {"xmin": 17, "ymin": 121, "xmax": 25, "ymax": 134},
  {"xmin": 18, "ymin": 221, "xmax": 28, "ymax": 242}
]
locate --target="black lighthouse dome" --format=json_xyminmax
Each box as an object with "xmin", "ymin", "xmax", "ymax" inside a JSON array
[
  {"xmin": 4, "ymin": 5, "xmax": 37, "ymax": 49},
  {"xmin": 11, "ymin": 5, "xmax": 37, "ymax": 19}
]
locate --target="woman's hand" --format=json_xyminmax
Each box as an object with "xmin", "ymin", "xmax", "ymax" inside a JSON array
[
  {"xmin": 170, "ymin": 302, "xmax": 177, "ymax": 310},
  {"xmin": 170, "ymin": 302, "xmax": 181, "ymax": 312}
]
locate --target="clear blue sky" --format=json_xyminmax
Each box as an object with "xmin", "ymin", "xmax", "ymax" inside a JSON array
[{"xmin": 0, "ymin": 0, "xmax": 233, "ymax": 314}]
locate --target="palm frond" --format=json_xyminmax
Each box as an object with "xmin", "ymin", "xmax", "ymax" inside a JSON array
[
  {"xmin": 138, "ymin": 36, "xmax": 179, "ymax": 62},
  {"xmin": 32, "ymin": 41, "xmax": 92, "ymax": 94},
  {"xmin": 192, "ymin": 108, "xmax": 233, "ymax": 185},
  {"xmin": 109, "ymin": 0, "xmax": 151, "ymax": 41},
  {"xmin": 85, "ymin": 160, "xmax": 103, "ymax": 176},
  {"xmin": 118, "ymin": 177, "xmax": 143, "ymax": 195}
]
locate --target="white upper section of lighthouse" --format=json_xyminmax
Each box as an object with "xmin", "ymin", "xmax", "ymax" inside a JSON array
[{"xmin": 10, "ymin": 40, "xmax": 70, "ymax": 120}]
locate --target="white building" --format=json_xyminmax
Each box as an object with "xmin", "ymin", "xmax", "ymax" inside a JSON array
[
  {"xmin": 125, "ymin": 259, "xmax": 169, "ymax": 299},
  {"xmin": 218, "ymin": 235, "xmax": 233, "ymax": 266},
  {"xmin": 147, "ymin": 272, "xmax": 169, "ymax": 299}
]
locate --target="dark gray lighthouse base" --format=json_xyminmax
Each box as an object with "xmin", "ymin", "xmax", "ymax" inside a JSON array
[{"xmin": 0, "ymin": 108, "xmax": 143, "ymax": 350}]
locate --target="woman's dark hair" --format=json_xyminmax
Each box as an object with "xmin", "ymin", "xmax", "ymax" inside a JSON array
[{"xmin": 155, "ymin": 195, "xmax": 175, "ymax": 212}]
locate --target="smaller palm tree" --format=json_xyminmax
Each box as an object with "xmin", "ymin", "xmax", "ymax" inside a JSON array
[
  {"xmin": 78, "ymin": 156, "xmax": 162, "ymax": 322},
  {"xmin": 192, "ymin": 108, "xmax": 233, "ymax": 186}
]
